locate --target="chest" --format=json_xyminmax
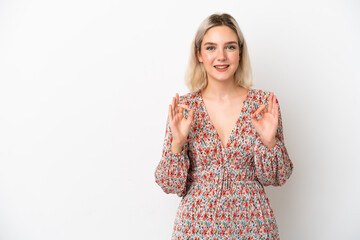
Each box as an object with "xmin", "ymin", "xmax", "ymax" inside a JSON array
[{"xmin": 202, "ymin": 98, "xmax": 245, "ymax": 147}]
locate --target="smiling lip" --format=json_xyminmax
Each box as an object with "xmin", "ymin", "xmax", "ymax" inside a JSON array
[{"xmin": 214, "ymin": 65, "xmax": 230, "ymax": 72}]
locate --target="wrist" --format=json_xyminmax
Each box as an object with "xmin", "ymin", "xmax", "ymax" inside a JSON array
[
  {"xmin": 172, "ymin": 138, "xmax": 186, "ymax": 146},
  {"xmin": 171, "ymin": 140, "xmax": 186, "ymax": 154},
  {"xmin": 171, "ymin": 143, "xmax": 184, "ymax": 154},
  {"xmin": 261, "ymin": 137, "xmax": 276, "ymax": 149}
]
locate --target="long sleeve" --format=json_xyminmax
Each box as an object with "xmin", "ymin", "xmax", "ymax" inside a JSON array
[
  {"xmin": 154, "ymin": 117, "xmax": 190, "ymax": 197},
  {"xmin": 253, "ymin": 97, "xmax": 293, "ymax": 186}
]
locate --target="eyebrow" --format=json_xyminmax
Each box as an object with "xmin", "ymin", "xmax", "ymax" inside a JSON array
[{"xmin": 203, "ymin": 41, "xmax": 238, "ymax": 45}]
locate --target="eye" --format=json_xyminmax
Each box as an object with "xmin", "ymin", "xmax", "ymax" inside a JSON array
[
  {"xmin": 226, "ymin": 45, "xmax": 236, "ymax": 50},
  {"xmin": 206, "ymin": 46, "xmax": 215, "ymax": 51}
]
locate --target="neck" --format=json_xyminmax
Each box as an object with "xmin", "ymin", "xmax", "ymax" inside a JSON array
[{"xmin": 201, "ymin": 78, "xmax": 244, "ymax": 99}]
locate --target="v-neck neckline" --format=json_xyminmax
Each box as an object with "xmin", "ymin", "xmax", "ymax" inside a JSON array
[{"xmin": 197, "ymin": 88, "xmax": 252, "ymax": 150}]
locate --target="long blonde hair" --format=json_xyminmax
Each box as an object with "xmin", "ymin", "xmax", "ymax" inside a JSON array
[{"xmin": 185, "ymin": 13, "xmax": 253, "ymax": 92}]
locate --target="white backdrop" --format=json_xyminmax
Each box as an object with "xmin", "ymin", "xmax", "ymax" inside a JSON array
[{"xmin": 0, "ymin": 0, "xmax": 359, "ymax": 239}]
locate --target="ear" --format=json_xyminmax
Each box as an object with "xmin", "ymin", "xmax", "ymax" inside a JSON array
[{"xmin": 196, "ymin": 48, "xmax": 203, "ymax": 63}]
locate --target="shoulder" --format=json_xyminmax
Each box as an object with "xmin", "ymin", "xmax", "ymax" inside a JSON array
[
  {"xmin": 247, "ymin": 88, "xmax": 277, "ymax": 112},
  {"xmin": 249, "ymin": 88, "xmax": 272, "ymax": 105},
  {"xmin": 178, "ymin": 90, "xmax": 199, "ymax": 106}
]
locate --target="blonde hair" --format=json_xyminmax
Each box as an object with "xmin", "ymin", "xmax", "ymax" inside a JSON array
[{"xmin": 185, "ymin": 13, "xmax": 253, "ymax": 92}]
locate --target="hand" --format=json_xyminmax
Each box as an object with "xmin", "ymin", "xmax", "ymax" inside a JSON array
[
  {"xmin": 168, "ymin": 93, "xmax": 194, "ymax": 147},
  {"xmin": 250, "ymin": 92, "xmax": 278, "ymax": 148}
]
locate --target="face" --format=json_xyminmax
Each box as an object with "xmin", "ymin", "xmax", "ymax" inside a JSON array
[{"xmin": 197, "ymin": 25, "xmax": 240, "ymax": 84}]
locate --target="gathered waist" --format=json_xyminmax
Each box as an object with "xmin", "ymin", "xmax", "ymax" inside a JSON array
[
  {"xmin": 192, "ymin": 178, "xmax": 262, "ymax": 187},
  {"xmin": 190, "ymin": 167, "xmax": 257, "ymax": 184},
  {"xmin": 186, "ymin": 178, "xmax": 265, "ymax": 202}
]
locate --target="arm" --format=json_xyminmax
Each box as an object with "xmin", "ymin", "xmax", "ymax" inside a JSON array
[
  {"xmin": 154, "ymin": 117, "xmax": 190, "ymax": 197},
  {"xmin": 253, "ymin": 98, "xmax": 294, "ymax": 186}
]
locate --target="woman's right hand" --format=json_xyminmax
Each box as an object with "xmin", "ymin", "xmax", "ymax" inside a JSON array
[{"xmin": 168, "ymin": 93, "xmax": 194, "ymax": 151}]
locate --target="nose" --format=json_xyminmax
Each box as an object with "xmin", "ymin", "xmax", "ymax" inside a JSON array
[{"xmin": 217, "ymin": 48, "xmax": 226, "ymax": 61}]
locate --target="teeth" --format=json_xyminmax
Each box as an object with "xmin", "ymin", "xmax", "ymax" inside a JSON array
[{"xmin": 215, "ymin": 65, "xmax": 229, "ymax": 69}]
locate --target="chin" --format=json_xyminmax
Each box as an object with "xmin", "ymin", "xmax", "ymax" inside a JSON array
[
  {"xmin": 213, "ymin": 77, "xmax": 234, "ymax": 82},
  {"xmin": 212, "ymin": 73, "xmax": 236, "ymax": 82}
]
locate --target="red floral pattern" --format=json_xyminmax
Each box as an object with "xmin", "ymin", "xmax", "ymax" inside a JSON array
[{"xmin": 155, "ymin": 88, "xmax": 293, "ymax": 239}]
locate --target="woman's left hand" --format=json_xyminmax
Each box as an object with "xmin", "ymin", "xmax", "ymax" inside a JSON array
[{"xmin": 250, "ymin": 92, "xmax": 278, "ymax": 148}]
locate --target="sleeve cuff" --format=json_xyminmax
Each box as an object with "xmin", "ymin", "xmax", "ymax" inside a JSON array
[
  {"xmin": 168, "ymin": 146, "xmax": 187, "ymax": 158},
  {"xmin": 255, "ymin": 138, "xmax": 283, "ymax": 157}
]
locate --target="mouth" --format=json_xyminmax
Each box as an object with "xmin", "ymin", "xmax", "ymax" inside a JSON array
[{"xmin": 214, "ymin": 65, "xmax": 230, "ymax": 72}]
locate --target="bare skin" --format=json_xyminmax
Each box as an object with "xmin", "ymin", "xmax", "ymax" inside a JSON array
[
  {"xmin": 200, "ymin": 86, "xmax": 249, "ymax": 148},
  {"xmin": 250, "ymin": 92, "xmax": 278, "ymax": 148},
  {"xmin": 168, "ymin": 93, "xmax": 194, "ymax": 154},
  {"xmin": 168, "ymin": 26, "xmax": 278, "ymax": 153}
]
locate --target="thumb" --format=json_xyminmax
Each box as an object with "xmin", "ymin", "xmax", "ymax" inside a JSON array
[
  {"xmin": 250, "ymin": 112, "xmax": 258, "ymax": 122},
  {"xmin": 187, "ymin": 109, "xmax": 195, "ymax": 121}
]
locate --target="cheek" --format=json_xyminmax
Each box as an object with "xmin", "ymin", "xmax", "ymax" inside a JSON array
[
  {"xmin": 229, "ymin": 53, "xmax": 240, "ymax": 63},
  {"xmin": 202, "ymin": 53, "xmax": 215, "ymax": 64}
]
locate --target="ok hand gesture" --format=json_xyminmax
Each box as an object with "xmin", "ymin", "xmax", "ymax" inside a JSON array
[
  {"xmin": 250, "ymin": 92, "xmax": 279, "ymax": 148},
  {"xmin": 168, "ymin": 93, "xmax": 194, "ymax": 148}
]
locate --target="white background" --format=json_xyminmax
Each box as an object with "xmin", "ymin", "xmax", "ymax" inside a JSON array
[{"xmin": 0, "ymin": 0, "xmax": 359, "ymax": 239}]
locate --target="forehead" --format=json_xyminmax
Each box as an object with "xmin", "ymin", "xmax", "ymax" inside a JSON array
[{"xmin": 202, "ymin": 26, "xmax": 238, "ymax": 44}]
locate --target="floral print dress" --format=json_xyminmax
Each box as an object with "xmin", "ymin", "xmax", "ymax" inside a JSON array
[{"xmin": 154, "ymin": 88, "xmax": 294, "ymax": 240}]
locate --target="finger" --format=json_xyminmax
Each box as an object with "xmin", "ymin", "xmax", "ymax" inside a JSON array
[
  {"xmin": 178, "ymin": 100, "xmax": 183, "ymax": 119},
  {"xmin": 172, "ymin": 97, "xmax": 176, "ymax": 117},
  {"xmin": 168, "ymin": 104, "xmax": 173, "ymax": 121},
  {"xmin": 250, "ymin": 112, "xmax": 257, "ymax": 120},
  {"xmin": 187, "ymin": 109, "xmax": 195, "ymax": 123},
  {"xmin": 255, "ymin": 104, "xmax": 266, "ymax": 115},
  {"xmin": 268, "ymin": 92, "xmax": 273, "ymax": 113},
  {"xmin": 178, "ymin": 104, "xmax": 192, "ymax": 111},
  {"xmin": 174, "ymin": 93, "xmax": 178, "ymax": 114},
  {"xmin": 251, "ymin": 108, "xmax": 261, "ymax": 120},
  {"xmin": 178, "ymin": 103, "xmax": 192, "ymax": 118},
  {"xmin": 188, "ymin": 108, "xmax": 195, "ymax": 121},
  {"xmin": 274, "ymin": 96, "xmax": 279, "ymax": 120},
  {"xmin": 176, "ymin": 104, "xmax": 179, "ymax": 115},
  {"xmin": 263, "ymin": 105, "xmax": 268, "ymax": 113},
  {"xmin": 176, "ymin": 93, "xmax": 180, "ymax": 115},
  {"xmin": 272, "ymin": 95, "xmax": 277, "ymax": 116},
  {"xmin": 176, "ymin": 93, "xmax": 179, "ymax": 105}
]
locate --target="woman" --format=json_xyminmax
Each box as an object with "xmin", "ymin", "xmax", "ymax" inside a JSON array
[{"xmin": 154, "ymin": 13, "xmax": 293, "ymax": 239}]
